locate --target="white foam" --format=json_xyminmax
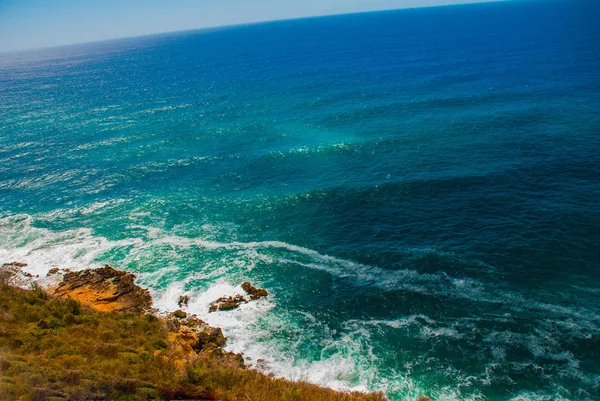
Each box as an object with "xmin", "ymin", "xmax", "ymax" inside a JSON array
[
  {"xmin": 148, "ymin": 266, "xmax": 387, "ymax": 393},
  {"xmin": 510, "ymin": 391, "xmax": 573, "ymax": 401},
  {"xmin": 0, "ymin": 214, "xmax": 141, "ymax": 277},
  {"xmin": 152, "ymin": 279, "xmax": 285, "ymax": 380},
  {"xmin": 2, "ymin": 212, "xmax": 599, "ymax": 400}
]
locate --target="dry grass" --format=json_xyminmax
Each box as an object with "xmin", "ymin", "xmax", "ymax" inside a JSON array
[{"xmin": 0, "ymin": 283, "xmax": 387, "ymax": 401}]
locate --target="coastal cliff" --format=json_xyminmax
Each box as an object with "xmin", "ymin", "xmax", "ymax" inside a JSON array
[{"xmin": 0, "ymin": 262, "xmax": 392, "ymax": 401}]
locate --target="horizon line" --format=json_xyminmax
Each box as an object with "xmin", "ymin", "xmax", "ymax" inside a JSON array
[{"xmin": 0, "ymin": 0, "xmax": 506, "ymax": 56}]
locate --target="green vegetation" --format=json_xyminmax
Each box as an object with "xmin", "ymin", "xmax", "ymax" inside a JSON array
[{"xmin": 0, "ymin": 283, "xmax": 387, "ymax": 401}]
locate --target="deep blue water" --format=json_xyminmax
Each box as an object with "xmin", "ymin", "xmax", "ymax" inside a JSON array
[{"xmin": 1, "ymin": 1, "xmax": 600, "ymax": 399}]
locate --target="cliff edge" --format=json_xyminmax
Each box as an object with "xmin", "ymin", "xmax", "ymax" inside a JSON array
[
  {"xmin": 49, "ymin": 265, "xmax": 153, "ymax": 314},
  {"xmin": 0, "ymin": 262, "xmax": 393, "ymax": 401}
]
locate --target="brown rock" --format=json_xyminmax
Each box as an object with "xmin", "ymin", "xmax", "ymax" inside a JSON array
[
  {"xmin": 206, "ymin": 282, "xmax": 268, "ymax": 313},
  {"xmin": 256, "ymin": 358, "xmax": 269, "ymax": 371},
  {"xmin": 193, "ymin": 325, "xmax": 227, "ymax": 351},
  {"xmin": 167, "ymin": 314, "xmax": 205, "ymax": 332},
  {"xmin": 177, "ymin": 295, "xmax": 190, "ymax": 308},
  {"xmin": 241, "ymin": 281, "xmax": 268, "ymax": 300},
  {"xmin": 208, "ymin": 294, "xmax": 248, "ymax": 313},
  {"xmin": 6, "ymin": 262, "xmax": 27, "ymax": 268},
  {"xmin": 50, "ymin": 265, "xmax": 152, "ymax": 314},
  {"xmin": 165, "ymin": 313, "xmax": 233, "ymax": 364},
  {"xmin": 0, "ymin": 262, "xmax": 35, "ymax": 289},
  {"xmin": 0, "ymin": 263, "xmax": 22, "ymax": 283}
]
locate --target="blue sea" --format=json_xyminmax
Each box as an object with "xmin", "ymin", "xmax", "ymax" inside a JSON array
[{"xmin": 1, "ymin": 0, "xmax": 600, "ymax": 399}]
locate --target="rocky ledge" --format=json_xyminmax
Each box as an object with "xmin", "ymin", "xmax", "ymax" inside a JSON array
[
  {"xmin": 0, "ymin": 262, "xmax": 36, "ymax": 289},
  {"xmin": 49, "ymin": 264, "xmax": 153, "ymax": 314}
]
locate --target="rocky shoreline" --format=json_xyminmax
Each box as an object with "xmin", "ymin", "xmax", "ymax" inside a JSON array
[
  {"xmin": 0, "ymin": 261, "xmax": 269, "ymax": 371},
  {"xmin": 0, "ymin": 261, "xmax": 432, "ymax": 401}
]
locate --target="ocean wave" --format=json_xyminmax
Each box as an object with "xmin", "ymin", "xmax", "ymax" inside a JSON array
[
  {"xmin": 126, "ymin": 155, "xmax": 216, "ymax": 174},
  {"xmin": 0, "ymin": 141, "xmax": 41, "ymax": 153},
  {"xmin": 0, "ymin": 214, "xmax": 142, "ymax": 276},
  {"xmin": 264, "ymin": 141, "xmax": 361, "ymax": 158},
  {"xmin": 135, "ymin": 103, "xmax": 193, "ymax": 116},
  {"xmin": 3, "ymin": 212, "xmax": 598, "ymax": 327},
  {"xmin": 1, "ymin": 212, "xmax": 599, "ymax": 400},
  {"xmin": 73, "ymin": 134, "xmax": 135, "ymax": 151},
  {"xmin": 0, "ymin": 213, "xmax": 383, "ymax": 391},
  {"xmin": 2, "ymin": 169, "xmax": 81, "ymax": 190}
]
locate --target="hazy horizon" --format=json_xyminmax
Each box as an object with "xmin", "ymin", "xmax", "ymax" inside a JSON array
[{"xmin": 0, "ymin": 0, "xmax": 506, "ymax": 53}]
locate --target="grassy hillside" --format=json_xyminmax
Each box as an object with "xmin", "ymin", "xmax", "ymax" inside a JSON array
[{"xmin": 0, "ymin": 283, "xmax": 388, "ymax": 401}]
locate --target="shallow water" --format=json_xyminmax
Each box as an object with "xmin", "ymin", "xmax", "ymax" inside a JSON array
[{"xmin": 1, "ymin": 1, "xmax": 600, "ymax": 399}]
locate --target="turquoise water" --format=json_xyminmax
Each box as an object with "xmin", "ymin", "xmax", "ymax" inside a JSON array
[{"xmin": 1, "ymin": 1, "xmax": 600, "ymax": 399}]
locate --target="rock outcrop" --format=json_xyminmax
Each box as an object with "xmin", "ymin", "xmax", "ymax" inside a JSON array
[
  {"xmin": 242, "ymin": 281, "xmax": 268, "ymax": 300},
  {"xmin": 165, "ymin": 311, "xmax": 244, "ymax": 368},
  {"xmin": 1, "ymin": 262, "xmax": 250, "ymax": 370},
  {"xmin": 49, "ymin": 264, "xmax": 153, "ymax": 314},
  {"xmin": 209, "ymin": 294, "xmax": 248, "ymax": 312},
  {"xmin": 0, "ymin": 262, "xmax": 36, "ymax": 289},
  {"xmin": 208, "ymin": 281, "xmax": 268, "ymax": 313},
  {"xmin": 178, "ymin": 294, "xmax": 190, "ymax": 308}
]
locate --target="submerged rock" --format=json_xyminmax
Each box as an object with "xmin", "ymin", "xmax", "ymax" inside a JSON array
[
  {"xmin": 50, "ymin": 265, "xmax": 153, "ymax": 314},
  {"xmin": 5, "ymin": 262, "xmax": 27, "ymax": 268}
]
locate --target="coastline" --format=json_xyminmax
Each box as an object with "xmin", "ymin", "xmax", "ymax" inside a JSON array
[
  {"xmin": 0, "ymin": 215, "xmax": 398, "ymax": 395},
  {"xmin": 0, "ymin": 261, "xmax": 397, "ymax": 401}
]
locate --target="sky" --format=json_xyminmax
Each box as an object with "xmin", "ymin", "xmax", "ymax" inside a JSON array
[{"xmin": 0, "ymin": 0, "xmax": 501, "ymax": 53}]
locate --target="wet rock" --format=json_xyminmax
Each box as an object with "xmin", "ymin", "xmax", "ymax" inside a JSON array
[
  {"xmin": 50, "ymin": 265, "xmax": 153, "ymax": 314},
  {"xmin": 208, "ymin": 294, "xmax": 248, "ymax": 313},
  {"xmin": 207, "ymin": 282, "xmax": 268, "ymax": 313},
  {"xmin": 1, "ymin": 262, "xmax": 30, "ymax": 277},
  {"xmin": 177, "ymin": 295, "xmax": 190, "ymax": 308},
  {"xmin": 0, "ymin": 262, "xmax": 35, "ymax": 289},
  {"xmin": 241, "ymin": 281, "xmax": 268, "ymax": 300},
  {"xmin": 6, "ymin": 262, "xmax": 27, "ymax": 268}
]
